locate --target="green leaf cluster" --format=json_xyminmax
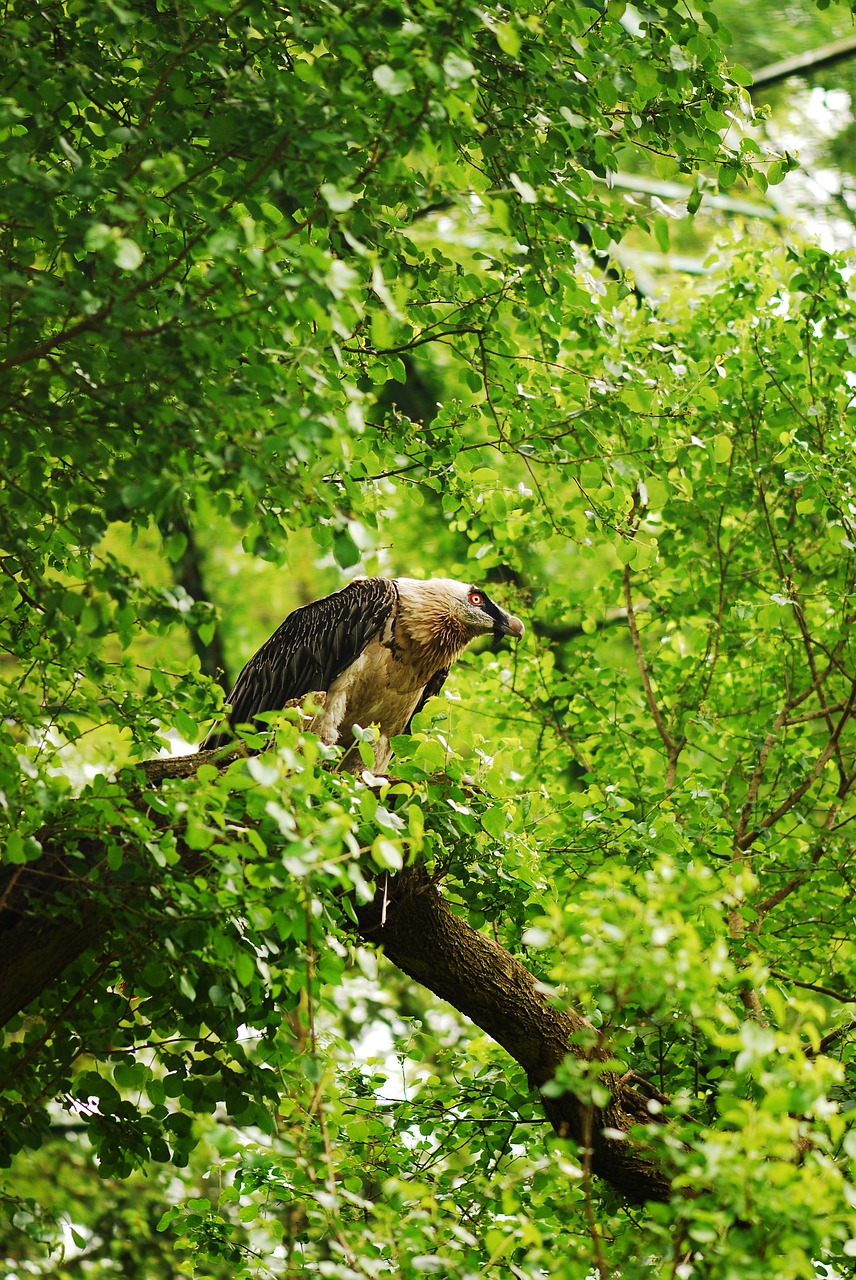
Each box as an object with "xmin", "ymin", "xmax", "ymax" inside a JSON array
[{"xmin": 3, "ymin": 2, "xmax": 856, "ymax": 1278}]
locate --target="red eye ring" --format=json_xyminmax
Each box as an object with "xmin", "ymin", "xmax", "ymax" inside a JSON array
[{"xmin": 469, "ymin": 591, "xmax": 483, "ymax": 606}]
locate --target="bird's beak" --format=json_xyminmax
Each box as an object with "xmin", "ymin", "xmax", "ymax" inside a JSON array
[{"xmin": 495, "ymin": 612, "xmax": 525, "ymax": 640}]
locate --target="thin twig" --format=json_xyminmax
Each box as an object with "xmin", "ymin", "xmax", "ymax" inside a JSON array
[
  {"xmin": 622, "ymin": 565, "xmax": 684, "ymax": 789},
  {"xmin": 807, "ymin": 1019, "xmax": 856, "ymax": 1059},
  {"xmin": 738, "ymin": 681, "xmax": 856, "ymax": 851},
  {"xmin": 770, "ymin": 970, "xmax": 855, "ymax": 1004}
]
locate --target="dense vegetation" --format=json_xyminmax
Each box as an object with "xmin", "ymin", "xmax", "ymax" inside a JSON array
[{"xmin": 2, "ymin": 0, "xmax": 856, "ymax": 1276}]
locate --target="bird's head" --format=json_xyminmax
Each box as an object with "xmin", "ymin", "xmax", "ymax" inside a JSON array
[
  {"xmin": 456, "ymin": 582, "xmax": 525, "ymax": 642},
  {"xmin": 401, "ymin": 578, "xmax": 523, "ymax": 638},
  {"xmin": 394, "ymin": 577, "xmax": 524, "ymax": 661}
]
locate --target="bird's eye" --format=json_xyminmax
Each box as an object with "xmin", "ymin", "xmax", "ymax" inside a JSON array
[{"xmin": 469, "ymin": 591, "xmax": 483, "ymax": 606}]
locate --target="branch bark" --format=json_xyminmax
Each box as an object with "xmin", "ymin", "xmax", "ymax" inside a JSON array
[{"xmin": 356, "ymin": 869, "xmax": 671, "ymax": 1203}]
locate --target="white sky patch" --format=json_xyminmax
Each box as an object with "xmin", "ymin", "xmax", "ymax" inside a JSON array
[{"xmin": 763, "ymin": 86, "xmax": 856, "ymax": 252}]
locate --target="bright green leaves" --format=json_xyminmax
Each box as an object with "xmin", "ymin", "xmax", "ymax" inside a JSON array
[
  {"xmin": 528, "ymin": 854, "xmax": 732, "ymax": 1030},
  {"xmin": 3, "ymin": 832, "xmax": 43, "ymax": 864},
  {"xmin": 711, "ymin": 432, "xmax": 733, "ymax": 465},
  {"xmin": 487, "ymin": 17, "xmax": 521, "ymax": 58},
  {"xmin": 319, "ymin": 182, "xmax": 357, "ymax": 212},
  {"xmin": 372, "ymin": 64, "xmax": 413, "ymax": 96},
  {"xmin": 84, "ymin": 223, "xmax": 145, "ymax": 271},
  {"xmin": 728, "ymin": 62, "xmax": 754, "ymax": 88},
  {"xmin": 3, "ymin": 1, "xmax": 856, "ymax": 1276}
]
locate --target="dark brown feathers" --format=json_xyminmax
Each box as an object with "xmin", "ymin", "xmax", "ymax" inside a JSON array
[
  {"xmin": 201, "ymin": 576, "xmax": 523, "ymax": 766},
  {"xmin": 202, "ymin": 577, "xmax": 398, "ymax": 748}
]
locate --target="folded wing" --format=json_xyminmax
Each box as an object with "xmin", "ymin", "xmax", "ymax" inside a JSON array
[{"xmin": 203, "ymin": 577, "xmax": 398, "ymax": 747}]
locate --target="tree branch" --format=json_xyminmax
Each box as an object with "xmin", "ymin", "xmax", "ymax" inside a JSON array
[
  {"xmin": 737, "ymin": 681, "xmax": 856, "ymax": 851},
  {"xmin": 356, "ymin": 869, "xmax": 671, "ymax": 1203},
  {"xmin": 750, "ymin": 36, "xmax": 856, "ymax": 92},
  {"xmin": 622, "ymin": 566, "xmax": 685, "ymax": 790},
  {"xmin": 770, "ymin": 970, "xmax": 856, "ymax": 1005},
  {"xmin": 0, "ymin": 749, "xmax": 672, "ymax": 1205}
]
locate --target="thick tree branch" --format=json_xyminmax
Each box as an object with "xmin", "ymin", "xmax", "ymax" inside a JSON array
[
  {"xmin": 750, "ymin": 36, "xmax": 856, "ymax": 92},
  {"xmin": 0, "ymin": 750, "xmax": 671, "ymax": 1205},
  {"xmin": 356, "ymin": 869, "xmax": 671, "ymax": 1203}
]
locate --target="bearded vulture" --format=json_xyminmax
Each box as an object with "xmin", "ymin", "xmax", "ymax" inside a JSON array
[{"xmin": 202, "ymin": 577, "xmax": 524, "ymax": 771}]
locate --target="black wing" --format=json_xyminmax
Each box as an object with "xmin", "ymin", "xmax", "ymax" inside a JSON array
[
  {"xmin": 202, "ymin": 577, "xmax": 398, "ymax": 748},
  {"xmin": 404, "ymin": 666, "xmax": 449, "ymax": 734}
]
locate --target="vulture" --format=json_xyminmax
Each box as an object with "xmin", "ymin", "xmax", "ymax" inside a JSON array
[{"xmin": 202, "ymin": 577, "xmax": 524, "ymax": 771}]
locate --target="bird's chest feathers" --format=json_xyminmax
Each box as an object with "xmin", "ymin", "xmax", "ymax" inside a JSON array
[{"xmin": 321, "ymin": 637, "xmax": 431, "ymax": 744}]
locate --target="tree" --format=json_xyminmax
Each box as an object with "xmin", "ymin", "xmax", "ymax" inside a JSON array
[{"xmin": 2, "ymin": 1, "xmax": 855, "ymax": 1276}]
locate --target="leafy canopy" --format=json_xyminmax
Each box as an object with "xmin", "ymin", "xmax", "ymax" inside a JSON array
[{"xmin": 2, "ymin": 1, "xmax": 856, "ymax": 1278}]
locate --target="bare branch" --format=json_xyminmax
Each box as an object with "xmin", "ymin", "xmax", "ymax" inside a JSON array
[
  {"xmin": 750, "ymin": 35, "xmax": 856, "ymax": 92},
  {"xmin": 808, "ymin": 1019, "xmax": 856, "ymax": 1058},
  {"xmin": 770, "ymin": 970, "xmax": 856, "ymax": 1005},
  {"xmin": 622, "ymin": 565, "xmax": 684, "ymax": 789},
  {"xmin": 737, "ymin": 682, "xmax": 856, "ymax": 851}
]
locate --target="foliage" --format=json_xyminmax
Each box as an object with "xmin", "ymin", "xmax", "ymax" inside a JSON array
[{"xmin": 2, "ymin": 0, "xmax": 856, "ymax": 1278}]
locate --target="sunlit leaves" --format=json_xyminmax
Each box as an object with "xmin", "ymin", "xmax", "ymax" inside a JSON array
[{"xmin": 2, "ymin": 0, "xmax": 856, "ymax": 1277}]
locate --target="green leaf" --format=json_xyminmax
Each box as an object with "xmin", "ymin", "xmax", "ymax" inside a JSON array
[
  {"xmin": 114, "ymin": 237, "xmax": 143, "ymax": 270},
  {"xmin": 729, "ymin": 63, "xmax": 753, "ymax": 87},
  {"xmin": 494, "ymin": 22, "xmax": 520, "ymax": 57},
  {"xmin": 579, "ymin": 461, "xmax": 601, "ymax": 490},
  {"xmin": 373, "ymin": 64, "xmax": 412, "ymax": 96},
  {"xmin": 712, "ymin": 433, "xmax": 732, "ymax": 464},
  {"xmin": 163, "ymin": 532, "xmax": 188, "ymax": 563},
  {"xmin": 142, "ymin": 962, "xmax": 167, "ymax": 989},
  {"xmin": 4, "ymin": 833, "xmax": 42, "ymax": 864},
  {"xmin": 320, "ymin": 183, "xmax": 355, "ymax": 212},
  {"xmin": 641, "ymin": 475, "xmax": 668, "ymax": 509},
  {"xmin": 234, "ymin": 951, "xmax": 256, "ymax": 987},
  {"xmin": 5, "ymin": 832, "xmax": 26, "ymax": 864},
  {"xmin": 333, "ymin": 529, "xmax": 361, "ymax": 568},
  {"xmin": 654, "ymin": 154, "xmax": 680, "ymax": 180}
]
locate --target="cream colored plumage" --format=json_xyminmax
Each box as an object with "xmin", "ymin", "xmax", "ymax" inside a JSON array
[{"xmin": 202, "ymin": 576, "xmax": 524, "ymax": 771}]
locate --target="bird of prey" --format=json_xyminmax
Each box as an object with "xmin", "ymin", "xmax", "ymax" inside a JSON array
[{"xmin": 202, "ymin": 576, "xmax": 524, "ymax": 771}]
